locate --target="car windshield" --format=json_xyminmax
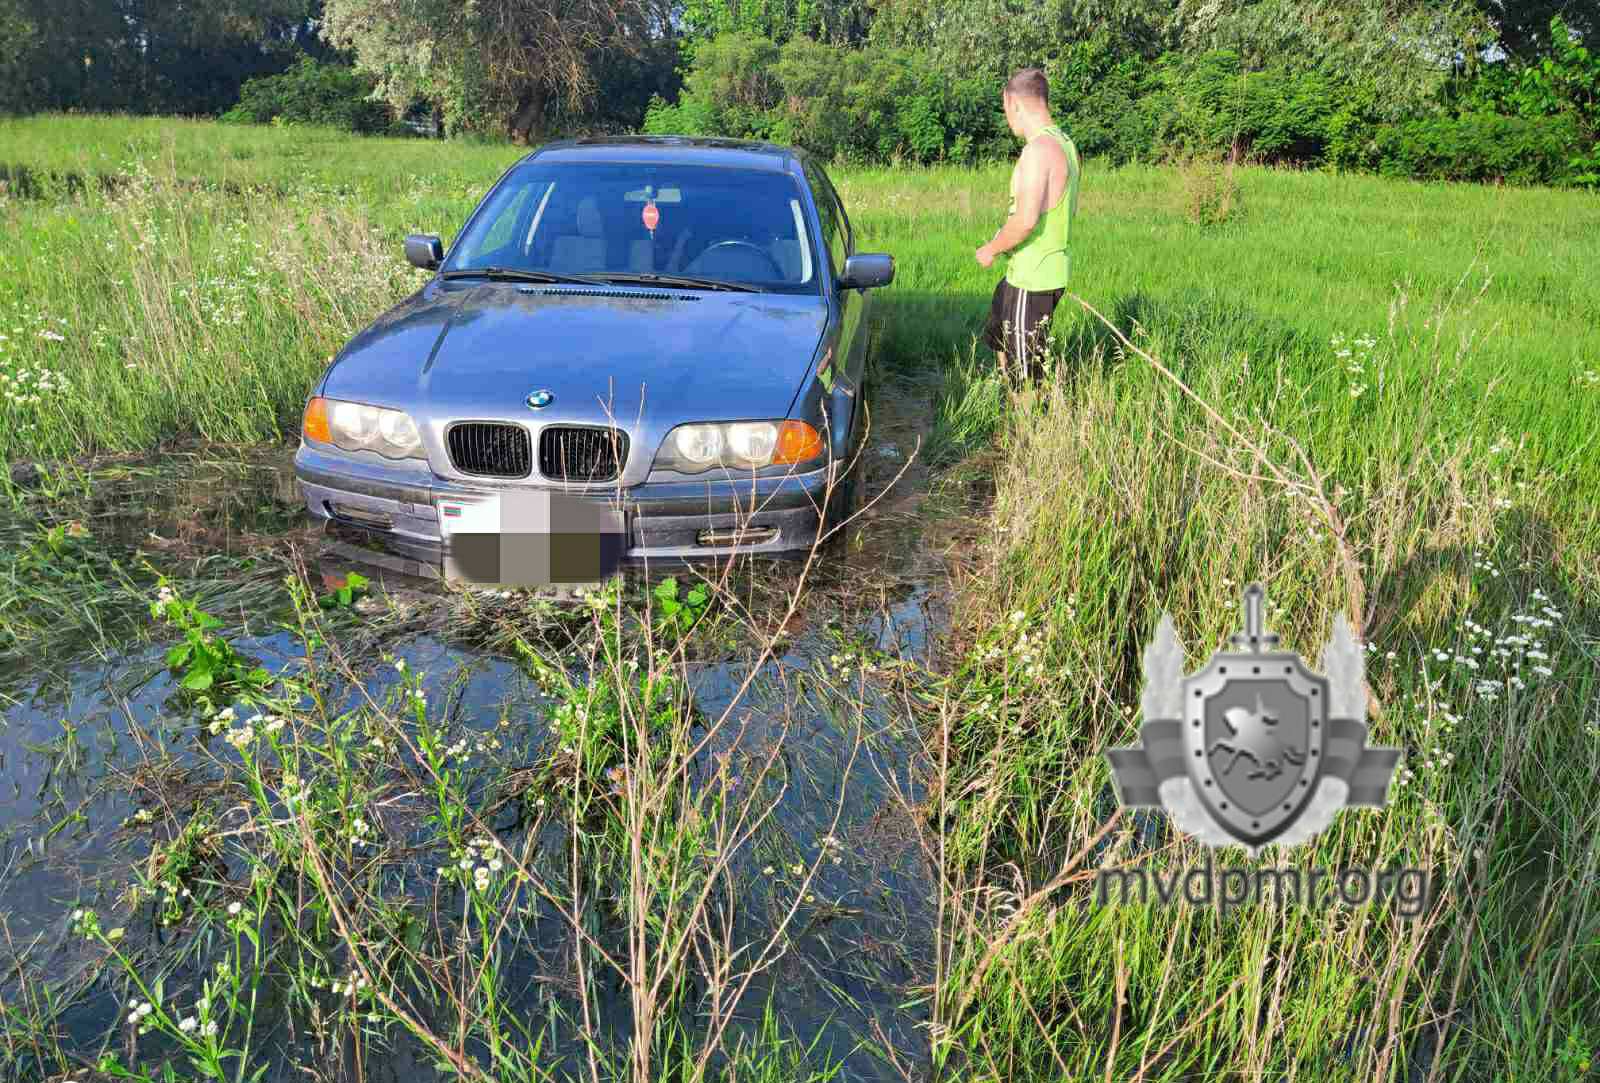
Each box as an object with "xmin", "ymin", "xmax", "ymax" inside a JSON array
[{"xmin": 443, "ymin": 162, "xmax": 820, "ymax": 294}]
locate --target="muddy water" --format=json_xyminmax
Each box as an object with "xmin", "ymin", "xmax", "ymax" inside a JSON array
[{"xmin": 0, "ymin": 384, "xmax": 955, "ymax": 1080}]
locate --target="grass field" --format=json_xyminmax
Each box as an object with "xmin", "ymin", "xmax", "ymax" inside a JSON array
[{"xmin": 2, "ymin": 114, "xmax": 1599, "ymax": 1082}]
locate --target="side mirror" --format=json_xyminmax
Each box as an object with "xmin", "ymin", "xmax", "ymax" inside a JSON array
[
  {"xmin": 404, "ymin": 233, "xmax": 444, "ymax": 270},
  {"xmin": 838, "ymin": 253, "xmax": 894, "ymax": 290}
]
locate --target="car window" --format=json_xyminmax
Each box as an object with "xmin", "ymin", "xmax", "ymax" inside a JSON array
[
  {"xmin": 443, "ymin": 163, "xmax": 821, "ymax": 295},
  {"xmin": 804, "ymin": 162, "xmax": 847, "ymax": 277},
  {"xmin": 453, "ymin": 180, "xmax": 538, "ymax": 267},
  {"xmin": 478, "ymin": 186, "xmax": 532, "ymax": 254},
  {"xmin": 818, "ymin": 167, "xmax": 853, "ymax": 255}
]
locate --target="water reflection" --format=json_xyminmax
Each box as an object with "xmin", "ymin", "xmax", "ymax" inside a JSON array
[{"xmin": 0, "ymin": 412, "xmax": 949, "ymax": 1080}]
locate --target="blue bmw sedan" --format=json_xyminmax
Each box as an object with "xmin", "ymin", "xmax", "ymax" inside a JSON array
[{"xmin": 293, "ymin": 137, "xmax": 893, "ymax": 581}]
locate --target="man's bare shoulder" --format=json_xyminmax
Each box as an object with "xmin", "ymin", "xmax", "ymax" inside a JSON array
[
  {"xmin": 1013, "ymin": 136, "xmax": 1065, "ymax": 187},
  {"xmin": 1022, "ymin": 131, "xmax": 1069, "ymax": 171}
]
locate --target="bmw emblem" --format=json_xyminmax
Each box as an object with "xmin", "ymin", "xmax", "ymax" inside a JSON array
[{"xmin": 526, "ymin": 389, "xmax": 554, "ymax": 409}]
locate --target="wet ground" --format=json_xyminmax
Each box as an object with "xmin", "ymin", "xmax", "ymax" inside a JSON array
[{"xmin": 0, "ymin": 378, "xmax": 960, "ymax": 1081}]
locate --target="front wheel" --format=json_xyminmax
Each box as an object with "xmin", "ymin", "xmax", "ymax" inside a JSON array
[
  {"xmin": 823, "ymin": 458, "xmax": 861, "ymax": 535},
  {"xmin": 821, "ymin": 381, "xmax": 869, "ymax": 544}
]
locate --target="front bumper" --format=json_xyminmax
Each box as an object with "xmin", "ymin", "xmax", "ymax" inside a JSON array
[{"xmin": 293, "ymin": 443, "xmax": 834, "ymax": 566}]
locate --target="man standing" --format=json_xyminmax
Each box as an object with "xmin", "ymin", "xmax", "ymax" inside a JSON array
[{"xmin": 976, "ymin": 68, "xmax": 1081, "ymax": 382}]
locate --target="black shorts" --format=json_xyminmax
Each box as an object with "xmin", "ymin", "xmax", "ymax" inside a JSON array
[{"xmin": 982, "ymin": 279, "xmax": 1063, "ymax": 361}]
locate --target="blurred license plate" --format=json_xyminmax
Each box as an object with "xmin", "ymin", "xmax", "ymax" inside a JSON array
[{"xmin": 438, "ymin": 492, "xmax": 624, "ymax": 586}]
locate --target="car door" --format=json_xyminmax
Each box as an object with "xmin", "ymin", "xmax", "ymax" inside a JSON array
[{"xmin": 804, "ymin": 160, "xmax": 865, "ymax": 456}]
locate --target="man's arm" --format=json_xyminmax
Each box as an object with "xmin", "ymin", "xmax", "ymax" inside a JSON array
[{"xmin": 976, "ymin": 142, "xmax": 1048, "ymax": 268}]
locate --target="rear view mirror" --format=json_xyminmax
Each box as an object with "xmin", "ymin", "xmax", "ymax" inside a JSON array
[
  {"xmin": 624, "ymin": 187, "xmax": 682, "ymax": 203},
  {"xmin": 404, "ymin": 233, "xmax": 444, "ymax": 270},
  {"xmin": 838, "ymin": 253, "xmax": 894, "ymax": 290}
]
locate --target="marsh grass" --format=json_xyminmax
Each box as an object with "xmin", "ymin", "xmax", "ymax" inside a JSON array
[
  {"xmin": 917, "ymin": 273, "xmax": 1600, "ymax": 1079},
  {"xmin": 2, "ymin": 439, "xmax": 932, "ymax": 1083},
  {"xmin": 0, "ymin": 451, "xmax": 310, "ymax": 686},
  {"xmin": 18, "ymin": 557, "xmax": 892, "ymax": 1082}
]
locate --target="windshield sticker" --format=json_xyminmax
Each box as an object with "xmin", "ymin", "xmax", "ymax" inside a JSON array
[{"xmin": 642, "ymin": 200, "xmax": 660, "ymax": 234}]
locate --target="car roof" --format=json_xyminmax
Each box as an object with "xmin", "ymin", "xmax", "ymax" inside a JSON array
[{"xmin": 525, "ymin": 136, "xmax": 802, "ymax": 174}]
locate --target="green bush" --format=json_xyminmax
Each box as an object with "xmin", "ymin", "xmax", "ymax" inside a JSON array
[
  {"xmin": 1152, "ymin": 51, "xmax": 1338, "ymax": 162},
  {"xmin": 1048, "ymin": 40, "xmax": 1161, "ymax": 164},
  {"xmin": 649, "ymin": 33, "xmax": 1001, "ymax": 163},
  {"xmin": 221, "ymin": 57, "xmax": 391, "ymax": 134},
  {"xmin": 646, "ymin": 27, "xmax": 1596, "ymax": 187},
  {"xmin": 1448, "ymin": 17, "xmax": 1598, "ymax": 186},
  {"xmin": 642, "ymin": 94, "xmax": 718, "ymax": 136},
  {"xmin": 1360, "ymin": 113, "xmax": 1583, "ymax": 185},
  {"xmin": 897, "ymin": 93, "xmax": 946, "ymax": 161}
]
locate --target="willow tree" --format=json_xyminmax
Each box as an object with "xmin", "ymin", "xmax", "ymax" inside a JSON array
[
  {"xmin": 1473, "ymin": 0, "xmax": 1597, "ymax": 60},
  {"xmin": 1171, "ymin": 0, "xmax": 1498, "ymax": 118},
  {"xmin": 321, "ymin": 0, "xmax": 670, "ymax": 141},
  {"xmin": 868, "ymin": 0, "xmax": 1497, "ymax": 118}
]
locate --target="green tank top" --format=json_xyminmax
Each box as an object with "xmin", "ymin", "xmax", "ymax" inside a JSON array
[{"xmin": 1004, "ymin": 125, "xmax": 1080, "ymax": 292}]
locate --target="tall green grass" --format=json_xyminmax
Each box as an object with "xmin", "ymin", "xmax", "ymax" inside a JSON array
[
  {"xmin": 0, "ymin": 114, "xmax": 522, "ymax": 201},
  {"xmin": 4, "ymin": 116, "xmax": 1598, "ymax": 472},
  {"xmin": 909, "ymin": 220, "xmax": 1600, "ymax": 1077}
]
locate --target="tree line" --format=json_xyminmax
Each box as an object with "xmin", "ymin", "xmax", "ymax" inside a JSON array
[{"xmin": 1, "ymin": 0, "xmax": 1595, "ymax": 185}]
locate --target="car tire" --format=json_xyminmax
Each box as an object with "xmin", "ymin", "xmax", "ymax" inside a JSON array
[
  {"xmin": 821, "ymin": 381, "xmax": 868, "ymax": 543},
  {"xmin": 825, "ymin": 458, "xmax": 861, "ymax": 532}
]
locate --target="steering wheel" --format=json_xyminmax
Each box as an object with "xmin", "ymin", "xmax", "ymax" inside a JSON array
[{"xmin": 689, "ymin": 240, "xmax": 784, "ymax": 279}]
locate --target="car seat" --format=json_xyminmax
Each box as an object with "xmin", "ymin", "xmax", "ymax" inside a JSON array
[
  {"xmin": 768, "ymin": 239, "xmax": 803, "ymax": 282},
  {"xmin": 549, "ymin": 196, "xmax": 605, "ymax": 272}
]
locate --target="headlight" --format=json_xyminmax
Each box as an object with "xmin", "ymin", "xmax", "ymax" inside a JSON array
[
  {"xmin": 673, "ymin": 424, "xmax": 723, "ymax": 465},
  {"xmin": 653, "ymin": 420, "xmax": 822, "ymax": 473},
  {"xmin": 302, "ymin": 396, "xmax": 425, "ymax": 460},
  {"xmin": 726, "ymin": 422, "xmax": 778, "ymax": 464}
]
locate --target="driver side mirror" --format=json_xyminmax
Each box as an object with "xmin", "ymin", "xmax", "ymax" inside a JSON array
[
  {"xmin": 838, "ymin": 253, "xmax": 894, "ymax": 290},
  {"xmin": 404, "ymin": 233, "xmax": 444, "ymax": 270}
]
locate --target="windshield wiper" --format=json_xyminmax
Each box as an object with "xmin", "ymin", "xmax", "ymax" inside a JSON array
[
  {"xmin": 589, "ymin": 272, "xmax": 760, "ymax": 293},
  {"xmin": 440, "ymin": 266, "xmax": 608, "ymax": 286}
]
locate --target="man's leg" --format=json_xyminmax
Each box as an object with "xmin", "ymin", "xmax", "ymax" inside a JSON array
[
  {"xmin": 1019, "ymin": 288, "xmax": 1064, "ymax": 382},
  {"xmin": 982, "ymin": 279, "xmax": 1015, "ymax": 381}
]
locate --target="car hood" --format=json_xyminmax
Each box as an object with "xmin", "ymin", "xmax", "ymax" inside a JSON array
[{"xmin": 321, "ymin": 281, "xmax": 829, "ymax": 426}]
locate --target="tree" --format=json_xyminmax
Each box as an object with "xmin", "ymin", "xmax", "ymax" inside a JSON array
[
  {"xmin": 867, "ymin": 0, "xmax": 1496, "ymax": 121},
  {"xmin": 0, "ymin": 0, "xmax": 319, "ymax": 116},
  {"xmin": 866, "ymin": 0, "xmax": 1174, "ymax": 80},
  {"xmin": 1171, "ymin": 0, "xmax": 1497, "ymax": 120},
  {"xmin": 114, "ymin": 0, "xmax": 324, "ymax": 114},
  {"xmin": 321, "ymin": 0, "xmax": 672, "ymax": 142},
  {"xmin": 677, "ymin": 0, "xmax": 871, "ymax": 48},
  {"xmin": 0, "ymin": 0, "xmax": 43, "ymax": 113},
  {"xmin": 1474, "ymin": 1, "xmax": 1597, "ymax": 60}
]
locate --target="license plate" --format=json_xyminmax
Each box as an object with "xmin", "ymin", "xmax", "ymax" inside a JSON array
[
  {"xmin": 438, "ymin": 491, "xmax": 624, "ymax": 587},
  {"xmin": 437, "ymin": 494, "xmax": 502, "ymax": 538}
]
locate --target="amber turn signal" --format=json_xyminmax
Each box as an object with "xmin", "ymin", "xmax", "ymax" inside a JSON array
[
  {"xmin": 772, "ymin": 420, "xmax": 823, "ymax": 464},
  {"xmin": 302, "ymin": 396, "xmax": 332, "ymax": 444}
]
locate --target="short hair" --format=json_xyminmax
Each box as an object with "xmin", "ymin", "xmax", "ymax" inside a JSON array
[{"xmin": 1005, "ymin": 68, "xmax": 1049, "ymax": 105}]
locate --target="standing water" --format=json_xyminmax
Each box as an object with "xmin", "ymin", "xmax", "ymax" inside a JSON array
[{"xmin": 0, "ymin": 385, "xmax": 957, "ymax": 1081}]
